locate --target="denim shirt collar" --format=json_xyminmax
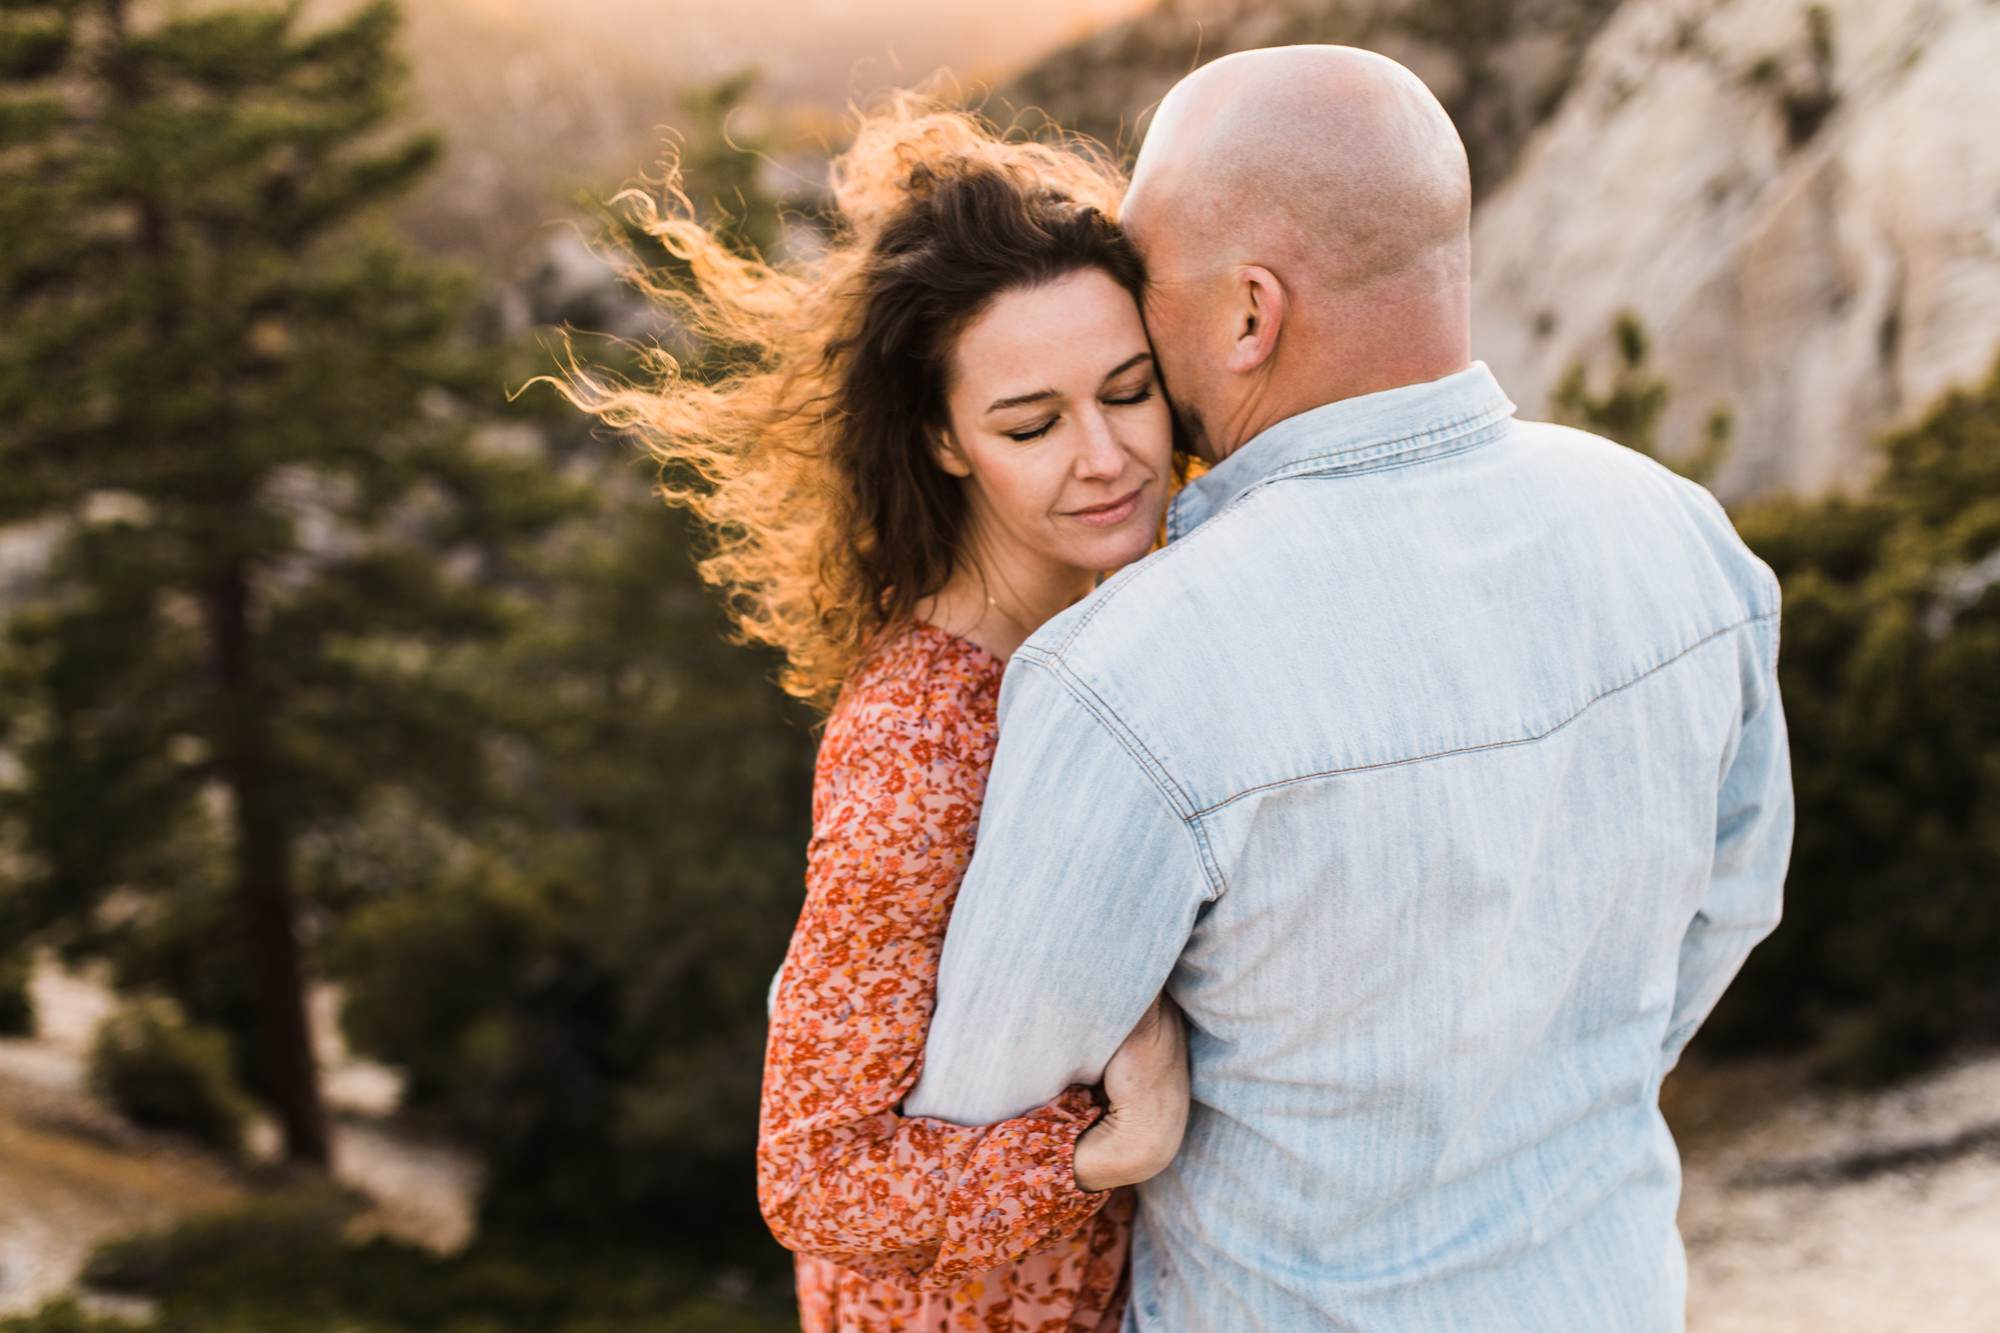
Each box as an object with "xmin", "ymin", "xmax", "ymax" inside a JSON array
[{"xmin": 1166, "ymin": 362, "xmax": 1517, "ymax": 541}]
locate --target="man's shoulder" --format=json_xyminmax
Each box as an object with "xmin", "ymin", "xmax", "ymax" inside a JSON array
[
  {"xmin": 1018, "ymin": 414, "xmax": 1777, "ymax": 683},
  {"xmin": 1511, "ymin": 416, "xmax": 1781, "ymax": 615},
  {"xmin": 1017, "ymin": 532, "xmax": 1220, "ymax": 679},
  {"xmin": 1024, "ymin": 417, "xmax": 1629, "ymax": 665}
]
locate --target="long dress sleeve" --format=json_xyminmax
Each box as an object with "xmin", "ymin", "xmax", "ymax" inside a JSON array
[{"xmin": 756, "ymin": 642, "xmax": 1115, "ymax": 1293}]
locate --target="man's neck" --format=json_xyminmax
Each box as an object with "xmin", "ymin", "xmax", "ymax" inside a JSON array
[{"xmin": 1207, "ymin": 347, "xmax": 1475, "ymax": 464}]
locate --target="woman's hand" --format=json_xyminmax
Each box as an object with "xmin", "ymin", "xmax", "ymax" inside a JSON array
[{"xmin": 1072, "ymin": 995, "xmax": 1190, "ymax": 1193}]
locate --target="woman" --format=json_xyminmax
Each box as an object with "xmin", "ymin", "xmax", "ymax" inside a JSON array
[{"xmin": 568, "ymin": 104, "xmax": 1190, "ymax": 1330}]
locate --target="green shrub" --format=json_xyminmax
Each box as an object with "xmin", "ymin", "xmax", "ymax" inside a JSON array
[
  {"xmin": 0, "ymin": 1298, "xmax": 144, "ymax": 1333},
  {"xmin": 320, "ymin": 493, "xmax": 815, "ymax": 1262},
  {"xmin": 82, "ymin": 1189, "xmax": 364, "ymax": 1295},
  {"xmin": 0, "ymin": 955, "xmax": 33, "ymax": 1036},
  {"xmin": 86, "ymin": 998, "xmax": 255, "ymax": 1154},
  {"xmin": 74, "ymin": 1198, "xmax": 798, "ymax": 1333},
  {"xmin": 1700, "ymin": 352, "xmax": 2000, "ymax": 1081}
]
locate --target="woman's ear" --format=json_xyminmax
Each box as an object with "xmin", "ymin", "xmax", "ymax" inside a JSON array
[
  {"xmin": 1224, "ymin": 265, "xmax": 1285, "ymax": 376},
  {"xmin": 931, "ymin": 426, "xmax": 973, "ymax": 478}
]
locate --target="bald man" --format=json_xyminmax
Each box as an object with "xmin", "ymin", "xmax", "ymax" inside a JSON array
[{"xmin": 905, "ymin": 46, "xmax": 1790, "ymax": 1331}]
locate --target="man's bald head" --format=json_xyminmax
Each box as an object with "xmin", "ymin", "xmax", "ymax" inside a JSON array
[
  {"xmin": 1128, "ymin": 45, "xmax": 1469, "ymax": 292},
  {"xmin": 1121, "ymin": 46, "xmax": 1474, "ymax": 460}
]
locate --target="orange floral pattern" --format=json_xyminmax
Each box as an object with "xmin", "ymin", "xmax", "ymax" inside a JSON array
[{"xmin": 759, "ymin": 621, "xmax": 1131, "ymax": 1332}]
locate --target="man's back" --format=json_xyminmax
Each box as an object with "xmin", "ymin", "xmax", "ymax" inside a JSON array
[{"xmin": 906, "ymin": 364, "xmax": 1791, "ymax": 1330}]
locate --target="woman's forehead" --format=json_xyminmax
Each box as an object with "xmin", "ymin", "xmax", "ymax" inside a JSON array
[{"xmin": 949, "ymin": 270, "xmax": 1149, "ymax": 404}]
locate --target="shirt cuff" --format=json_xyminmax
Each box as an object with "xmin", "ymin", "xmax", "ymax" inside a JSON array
[{"xmin": 926, "ymin": 1084, "xmax": 1112, "ymax": 1286}]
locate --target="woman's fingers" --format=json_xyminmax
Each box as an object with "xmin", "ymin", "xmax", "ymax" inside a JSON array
[{"xmin": 1074, "ymin": 993, "xmax": 1192, "ymax": 1192}]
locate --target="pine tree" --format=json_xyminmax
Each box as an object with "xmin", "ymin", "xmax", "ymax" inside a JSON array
[
  {"xmin": 0, "ymin": 0, "xmax": 577, "ymax": 1165},
  {"xmin": 323, "ymin": 75, "xmax": 818, "ymax": 1252}
]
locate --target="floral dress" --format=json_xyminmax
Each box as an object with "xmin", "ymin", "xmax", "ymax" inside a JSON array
[{"xmin": 758, "ymin": 622, "xmax": 1132, "ymax": 1333}]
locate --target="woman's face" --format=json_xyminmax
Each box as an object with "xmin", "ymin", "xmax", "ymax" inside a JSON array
[{"xmin": 937, "ymin": 267, "xmax": 1174, "ymax": 583}]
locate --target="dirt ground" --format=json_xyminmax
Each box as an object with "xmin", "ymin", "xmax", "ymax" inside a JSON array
[
  {"xmin": 1, "ymin": 954, "xmax": 1995, "ymax": 1326},
  {"xmin": 0, "ymin": 955, "xmax": 479, "ymax": 1317},
  {"xmin": 1672, "ymin": 1051, "xmax": 2000, "ymax": 1332}
]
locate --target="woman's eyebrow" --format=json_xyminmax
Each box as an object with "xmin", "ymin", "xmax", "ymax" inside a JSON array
[
  {"xmin": 986, "ymin": 386, "xmax": 1061, "ymax": 413},
  {"xmin": 1098, "ymin": 351, "xmax": 1154, "ymax": 385},
  {"xmin": 984, "ymin": 352, "xmax": 1155, "ymax": 414}
]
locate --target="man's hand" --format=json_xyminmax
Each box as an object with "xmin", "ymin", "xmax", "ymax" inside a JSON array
[{"xmin": 1072, "ymin": 995, "xmax": 1190, "ymax": 1192}]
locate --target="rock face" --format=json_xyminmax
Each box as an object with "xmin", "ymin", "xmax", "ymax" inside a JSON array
[
  {"xmin": 1001, "ymin": 0, "xmax": 1623, "ymax": 196},
  {"xmin": 1471, "ymin": 0, "xmax": 2000, "ymax": 499}
]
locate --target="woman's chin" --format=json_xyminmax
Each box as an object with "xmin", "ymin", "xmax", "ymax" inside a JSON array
[{"xmin": 1064, "ymin": 520, "xmax": 1163, "ymax": 575}]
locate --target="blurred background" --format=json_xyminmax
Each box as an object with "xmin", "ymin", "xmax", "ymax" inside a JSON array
[{"xmin": 0, "ymin": 0, "xmax": 1996, "ymax": 1329}]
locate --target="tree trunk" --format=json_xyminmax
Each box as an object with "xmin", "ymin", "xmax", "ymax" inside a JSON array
[{"xmin": 208, "ymin": 554, "xmax": 330, "ymax": 1168}]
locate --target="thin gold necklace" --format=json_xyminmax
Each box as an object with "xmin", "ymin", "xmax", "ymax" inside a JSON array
[{"xmin": 985, "ymin": 592, "xmax": 1031, "ymax": 639}]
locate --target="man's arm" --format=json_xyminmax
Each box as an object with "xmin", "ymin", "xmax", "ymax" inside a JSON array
[
  {"xmin": 904, "ymin": 652, "xmax": 1217, "ymax": 1126},
  {"xmin": 1664, "ymin": 610, "xmax": 1793, "ymax": 1067}
]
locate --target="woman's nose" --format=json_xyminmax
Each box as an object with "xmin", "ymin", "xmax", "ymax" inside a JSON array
[{"xmin": 1073, "ymin": 407, "xmax": 1125, "ymax": 480}]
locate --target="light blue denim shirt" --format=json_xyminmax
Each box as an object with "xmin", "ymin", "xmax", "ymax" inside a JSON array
[{"xmin": 902, "ymin": 363, "xmax": 1791, "ymax": 1331}]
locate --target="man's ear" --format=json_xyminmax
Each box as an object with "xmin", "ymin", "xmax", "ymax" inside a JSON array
[
  {"xmin": 931, "ymin": 426, "xmax": 973, "ymax": 478},
  {"xmin": 1224, "ymin": 265, "xmax": 1285, "ymax": 376}
]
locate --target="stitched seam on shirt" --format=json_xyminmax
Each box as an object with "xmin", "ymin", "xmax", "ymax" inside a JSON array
[
  {"xmin": 1188, "ymin": 609, "xmax": 1780, "ymax": 818},
  {"xmin": 1058, "ymin": 508, "xmax": 1220, "ymax": 648},
  {"xmin": 1288, "ymin": 435, "xmax": 1508, "ymax": 487},
  {"xmin": 1197, "ymin": 422, "xmax": 1506, "ymax": 534},
  {"xmin": 1260, "ymin": 403, "xmax": 1513, "ymax": 481},
  {"xmin": 1165, "ymin": 402, "xmax": 1512, "ymax": 543},
  {"xmin": 1012, "ymin": 648, "xmax": 1230, "ymax": 902},
  {"xmin": 1115, "ymin": 426, "xmax": 1508, "ymax": 640}
]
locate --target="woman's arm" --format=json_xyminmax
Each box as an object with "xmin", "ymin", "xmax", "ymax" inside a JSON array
[{"xmin": 756, "ymin": 693, "xmax": 1114, "ymax": 1290}]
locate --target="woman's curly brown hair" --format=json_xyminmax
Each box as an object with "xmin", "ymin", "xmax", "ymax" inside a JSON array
[{"xmin": 556, "ymin": 100, "xmax": 1144, "ymax": 711}]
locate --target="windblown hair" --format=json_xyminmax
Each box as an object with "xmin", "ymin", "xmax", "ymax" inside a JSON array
[{"xmin": 560, "ymin": 102, "xmax": 1143, "ymax": 711}]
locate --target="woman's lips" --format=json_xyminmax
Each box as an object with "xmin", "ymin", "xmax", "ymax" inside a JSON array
[{"xmin": 1065, "ymin": 485, "xmax": 1146, "ymax": 528}]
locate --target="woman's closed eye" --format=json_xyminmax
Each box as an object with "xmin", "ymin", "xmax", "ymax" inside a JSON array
[
  {"xmin": 1002, "ymin": 417, "xmax": 1058, "ymax": 443},
  {"xmin": 998, "ymin": 379, "xmax": 1155, "ymax": 441}
]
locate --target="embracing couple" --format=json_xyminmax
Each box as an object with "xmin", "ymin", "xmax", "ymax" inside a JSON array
[{"xmin": 594, "ymin": 42, "xmax": 1792, "ymax": 1333}]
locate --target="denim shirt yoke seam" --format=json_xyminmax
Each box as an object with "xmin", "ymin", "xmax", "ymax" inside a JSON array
[
  {"xmin": 1049, "ymin": 513, "xmax": 1217, "ymax": 651},
  {"xmin": 1277, "ymin": 416, "xmax": 1513, "ymax": 489},
  {"xmin": 1011, "ymin": 646, "xmax": 1230, "ymax": 902},
  {"xmin": 1256, "ymin": 399, "xmax": 1515, "ymax": 484},
  {"xmin": 1187, "ymin": 608, "xmax": 1779, "ymax": 818}
]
